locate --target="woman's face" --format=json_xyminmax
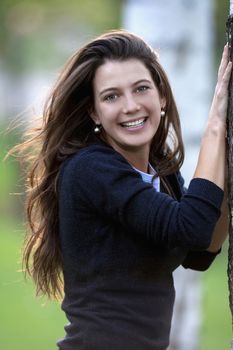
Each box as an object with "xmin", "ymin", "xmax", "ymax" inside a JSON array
[{"xmin": 92, "ymin": 58, "xmax": 165, "ymax": 158}]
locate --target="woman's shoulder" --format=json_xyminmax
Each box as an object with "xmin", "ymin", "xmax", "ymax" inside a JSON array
[
  {"xmin": 66, "ymin": 143, "xmax": 127, "ymax": 169},
  {"xmin": 77, "ymin": 142, "xmax": 119, "ymax": 159},
  {"xmin": 59, "ymin": 142, "xmax": 133, "ymax": 184}
]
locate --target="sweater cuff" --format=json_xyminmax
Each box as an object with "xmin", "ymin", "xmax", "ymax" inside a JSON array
[
  {"xmin": 182, "ymin": 248, "xmax": 221, "ymax": 271},
  {"xmin": 187, "ymin": 178, "xmax": 224, "ymax": 209}
]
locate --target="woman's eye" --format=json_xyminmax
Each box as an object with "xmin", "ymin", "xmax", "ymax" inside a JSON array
[
  {"xmin": 136, "ymin": 86, "xmax": 149, "ymax": 93},
  {"xmin": 104, "ymin": 94, "xmax": 118, "ymax": 102}
]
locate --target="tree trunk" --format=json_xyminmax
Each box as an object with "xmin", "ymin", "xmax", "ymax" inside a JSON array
[{"xmin": 226, "ymin": 13, "xmax": 233, "ymax": 349}]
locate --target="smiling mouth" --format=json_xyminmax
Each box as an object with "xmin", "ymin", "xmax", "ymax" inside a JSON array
[{"xmin": 120, "ymin": 117, "xmax": 147, "ymax": 128}]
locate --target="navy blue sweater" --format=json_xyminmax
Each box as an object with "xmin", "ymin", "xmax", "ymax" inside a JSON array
[{"xmin": 57, "ymin": 143, "xmax": 223, "ymax": 350}]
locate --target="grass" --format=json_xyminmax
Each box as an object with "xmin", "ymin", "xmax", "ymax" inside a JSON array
[{"xmin": 0, "ymin": 219, "xmax": 66, "ymax": 350}]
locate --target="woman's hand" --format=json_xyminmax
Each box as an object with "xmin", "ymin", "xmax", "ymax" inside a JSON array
[
  {"xmin": 193, "ymin": 45, "xmax": 232, "ymax": 189},
  {"xmin": 208, "ymin": 44, "xmax": 232, "ymax": 124}
]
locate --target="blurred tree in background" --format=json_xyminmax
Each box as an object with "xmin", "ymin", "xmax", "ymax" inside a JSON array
[{"xmin": 0, "ymin": 0, "xmax": 122, "ymax": 73}]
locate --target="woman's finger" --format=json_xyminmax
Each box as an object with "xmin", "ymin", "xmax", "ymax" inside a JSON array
[
  {"xmin": 215, "ymin": 60, "xmax": 232, "ymax": 97},
  {"xmin": 224, "ymin": 60, "xmax": 232, "ymax": 80},
  {"xmin": 218, "ymin": 44, "xmax": 229, "ymax": 80},
  {"xmin": 209, "ymin": 61, "xmax": 232, "ymax": 119},
  {"xmin": 219, "ymin": 61, "xmax": 232, "ymax": 92}
]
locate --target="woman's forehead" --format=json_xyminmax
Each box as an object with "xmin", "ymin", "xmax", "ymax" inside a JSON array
[{"xmin": 93, "ymin": 59, "xmax": 154, "ymax": 91}]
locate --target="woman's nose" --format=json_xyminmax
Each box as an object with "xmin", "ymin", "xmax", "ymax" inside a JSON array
[{"xmin": 122, "ymin": 95, "xmax": 141, "ymax": 114}]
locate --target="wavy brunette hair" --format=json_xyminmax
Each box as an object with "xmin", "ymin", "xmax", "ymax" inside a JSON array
[{"xmin": 16, "ymin": 30, "xmax": 184, "ymax": 299}]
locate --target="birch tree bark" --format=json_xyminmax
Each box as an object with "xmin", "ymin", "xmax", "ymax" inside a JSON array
[{"xmin": 226, "ymin": 4, "xmax": 233, "ymax": 348}]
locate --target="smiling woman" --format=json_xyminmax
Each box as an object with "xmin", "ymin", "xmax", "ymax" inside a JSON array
[{"xmin": 13, "ymin": 30, "xmax": 231, "ymax": 350}]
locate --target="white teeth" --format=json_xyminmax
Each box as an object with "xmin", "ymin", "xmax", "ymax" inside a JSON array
[{"xmin": 121, "ymin": 118, "xmax": 146, "ymax": 128}]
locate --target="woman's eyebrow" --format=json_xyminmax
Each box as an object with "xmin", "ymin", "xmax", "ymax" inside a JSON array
[
  {"xmin": 99, "ymin": 79, "xmax": 152, "ymax": 97},
  {"xmin": 132, "ymin": 79, "xmax": 152, "ymax": 86},
  {"xmin": 99, "ymin": 87, "xmax": 118, "ymax": 97}
]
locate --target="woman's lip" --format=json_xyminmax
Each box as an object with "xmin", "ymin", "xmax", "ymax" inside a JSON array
[
  {"xmin": 120, "ymin": 117, "xmax": 148, "ymax": 127},
  {"xmin": 120, "ymin": 117, "xmax": 148, "ymax": 130}
]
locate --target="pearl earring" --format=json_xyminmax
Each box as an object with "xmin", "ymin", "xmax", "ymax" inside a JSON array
[
  {"xmin": 161, "ymin": 109, "xmax": 166, "ymax": 117},
  {"xmin": 94, "ymin": 124, "xmax": 102, "ymax": 134}
]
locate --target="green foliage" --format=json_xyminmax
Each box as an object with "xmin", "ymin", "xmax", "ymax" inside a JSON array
[{"xmin": 0, "ymin": 0, "xmax": 122, "ymax": 73}]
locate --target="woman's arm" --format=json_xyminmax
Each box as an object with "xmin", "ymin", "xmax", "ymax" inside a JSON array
[
  {"xmin": 193, "ymin": 45, "xmax": 231, "ymax": 252},
  {"xmin": 181, "ymin": 188, "xmax": 229, "ymax": 270},
  {"xmin": 194, "ymin": 45, "xmax": 232, "ymax": 190}
]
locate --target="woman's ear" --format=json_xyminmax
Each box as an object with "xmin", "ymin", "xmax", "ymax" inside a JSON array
[
  {"xmin": 89, "ymin": 107, "xmax": 100, "ymax": 124},
  {"xmin": 160, "ymin": 97, "xmax": 166, "ymax": 110}
]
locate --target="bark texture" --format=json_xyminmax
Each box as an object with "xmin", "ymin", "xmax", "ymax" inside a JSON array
[{"xmin": 226, "ymin": 15, "xmax": 233, "ymax": 340}]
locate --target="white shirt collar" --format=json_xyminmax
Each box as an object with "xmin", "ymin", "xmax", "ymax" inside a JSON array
[{"xmin": 133, "ymin": 163, "xmax": 160, "ymax": 192}]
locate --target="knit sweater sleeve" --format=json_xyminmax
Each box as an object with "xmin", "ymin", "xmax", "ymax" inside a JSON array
[
  {"xmin": 174, "ymin": 171, "xmax": 222, "ymax": 270},
  {"xmin": 60, "ymin": 145, "xmax": 224, "ymax": 251}
]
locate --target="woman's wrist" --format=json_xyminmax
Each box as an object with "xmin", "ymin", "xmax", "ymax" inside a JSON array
[{"xmin": 204, "ymin": 117, "xmax": 226, "ymax": 138}]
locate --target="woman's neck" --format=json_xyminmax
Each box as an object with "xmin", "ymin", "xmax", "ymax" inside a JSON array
[
  {"xmin": 101, "ymin": 136, "xmax": 150, "ymax": 173},
  {"xmin": 117, "ymin": 147, "xmax": 150, "ymax": 173}
]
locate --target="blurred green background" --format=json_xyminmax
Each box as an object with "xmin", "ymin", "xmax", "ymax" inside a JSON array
[{"xmin": 0, "ymin": 0, "xmax": 232, "ymax": 349}]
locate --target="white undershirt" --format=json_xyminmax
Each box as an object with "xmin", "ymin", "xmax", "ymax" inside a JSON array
[{"xmin": 133, "ymin": 163, "xmax": 160, "ymax": 192}]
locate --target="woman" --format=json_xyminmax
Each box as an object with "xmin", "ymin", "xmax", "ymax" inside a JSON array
[{"xmin": 20, "ymin": 31, "xmax": 231, "ymax": 349}]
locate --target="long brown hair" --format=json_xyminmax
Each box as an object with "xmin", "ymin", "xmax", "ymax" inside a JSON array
[{"xmin": 15, "ymin": 30, "xmax": 184, "ymax": 300}]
